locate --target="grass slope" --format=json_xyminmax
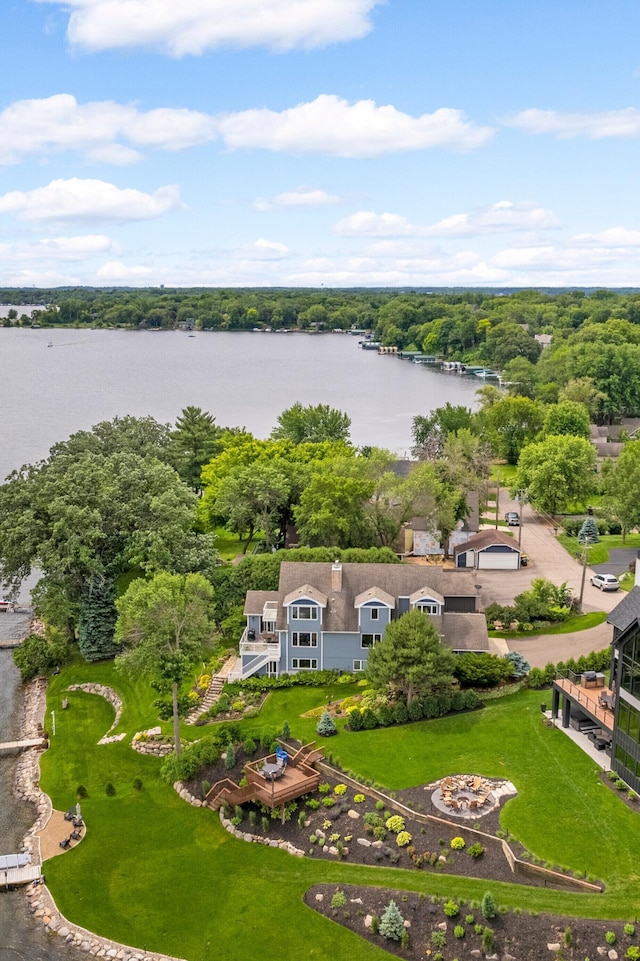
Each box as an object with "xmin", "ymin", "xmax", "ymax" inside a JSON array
[{"xmin": 39, "ymin": 669, "xmax": 640, "ymax": 961}]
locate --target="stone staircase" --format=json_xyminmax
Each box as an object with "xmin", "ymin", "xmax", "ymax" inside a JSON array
[{"xmin": 185, "ymin": 656, "xmax": 238, "ymax": 725}]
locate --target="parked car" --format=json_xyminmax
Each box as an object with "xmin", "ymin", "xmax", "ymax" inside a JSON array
[
  {"xmin": 590, "ymin": 573, "xmax": 620, "ymax": 591},
  {"xmin": 505, "ymin": 511, "xmax": 520, "ymax": 526}
]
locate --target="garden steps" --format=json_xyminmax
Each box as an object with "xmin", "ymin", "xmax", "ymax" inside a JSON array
[{"xmin": 185, "ymin": 656, "xmax": 239, "ymax": 725}]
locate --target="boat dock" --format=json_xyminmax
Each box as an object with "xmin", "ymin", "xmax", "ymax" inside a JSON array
[
  {"xmin": 0, "ymin": 638, "xmax": 25, "ymax": 649},
  {"xmin": 0, "ymin": 738, "xmax": 47, "ymax": 756},
  {"xmin": 0, "ymin": 854, "xmax": 42, "ymax": 889}
]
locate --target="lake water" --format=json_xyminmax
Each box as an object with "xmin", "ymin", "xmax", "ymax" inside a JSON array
[
  {"xmin": 0, "ymin": 328, "xmax": 480, "ymax": 960},
  {"xmin": 0, "ymin": 329, "xmax": 479, "ymax": 479}
]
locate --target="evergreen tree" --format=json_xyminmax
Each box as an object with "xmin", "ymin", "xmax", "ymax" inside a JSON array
[
  {"xmin": 77, "ymin": 577, "xmax": 119, "ymax": 662},
  {"xmin": 481, "ymin": 891, "xmax": 497, "ymax": 920},
  {"xmin": 379, "ymin": 900, "xmax": 405, "ymax": 941},
  {"xmin": 578, "ymin": 516, "xmax": 599, "ymax": 544},
  {"xmin": 224, "ymin": 742, "xmax": 236, "ymax": 770},
  {"xmin": 316, "ymin": 710, "xmax": 337, "ymax": 737}
]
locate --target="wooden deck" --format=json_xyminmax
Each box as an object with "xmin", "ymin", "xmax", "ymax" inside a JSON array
[
  {"xmin": 554, "ymin": 677, "xmax": 614, "ymax": 731},
  {"xmin": 206, "ymin": 742, "xmax": 323, "ymax": 810}
]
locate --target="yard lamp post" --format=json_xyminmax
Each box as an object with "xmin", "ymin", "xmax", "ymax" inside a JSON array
[{"xmin": 578, "ymin": 536, "xmax": 593, "ymax": 612}]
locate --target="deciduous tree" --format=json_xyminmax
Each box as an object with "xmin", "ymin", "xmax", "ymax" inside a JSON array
[
  {"xmin": 271, "ymin": 402, "xmax": 351, "ymax": 444},
  {"xmin": 515, "ymin": 434, "xmax": 596, "ymax": 515}
]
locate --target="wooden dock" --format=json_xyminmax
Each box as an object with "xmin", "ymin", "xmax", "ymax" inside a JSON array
[
  {"xmin": 0, "ymin": 639, "xmax": 25, "ymax": 649},
  {"xmin": 0, "ymin": 855, "xmax": 42, "ymax": 889},
  {"xmin": 0, "ymin": 737, "xmax": 47, "ymax": 756}
]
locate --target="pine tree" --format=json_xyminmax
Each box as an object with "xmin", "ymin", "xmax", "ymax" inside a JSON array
[
  {"xmin": 316, "ymin": 710, "xmax": 337, "ymax": 737},
  {"xmin": 224, "ymin": 742, "xmax": 236, "ymax": 770},
  {"xmin": 77, "ymin": 577, "xmax": 119, "ymax": 662},
  {"xmin": 481, "ymin": 891, "xmax": 496, "ymax": 920},
  {"xmin": 379, "ymin": 900, "xmax": 405, "ymax": 941},
  {"xmin": 578, "ymin": 516, "xmax": 599, "ymax": 544}
]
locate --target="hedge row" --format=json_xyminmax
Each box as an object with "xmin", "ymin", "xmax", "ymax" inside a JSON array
[
  {"xmin": 348, "ymin": 689, "xmax": 481, "ymax": 731},
  {"xmin": 527, "ymin": 649, "xmax": 610, "ymax": 689}
]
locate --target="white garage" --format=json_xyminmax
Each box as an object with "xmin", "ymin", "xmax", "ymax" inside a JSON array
[{"xmin": 454, "ymin": 530, "xmax": 521, "ymax": 571}]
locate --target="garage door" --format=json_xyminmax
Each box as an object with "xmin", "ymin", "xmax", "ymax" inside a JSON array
[{"xmin": 477, "ymin": 551, "xmax": 519, "ymax": 570}]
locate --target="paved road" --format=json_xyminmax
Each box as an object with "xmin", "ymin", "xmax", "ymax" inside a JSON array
[{"xmin": 476, "ymin": 489, "xmax": 625, "ymax": 664}]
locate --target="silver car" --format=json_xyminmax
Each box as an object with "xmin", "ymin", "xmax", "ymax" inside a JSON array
[{"xmin": 590, "ymin": 573, "xmax": 620, "ymax": 591}]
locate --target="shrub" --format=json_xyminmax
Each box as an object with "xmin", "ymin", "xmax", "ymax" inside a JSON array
[
  {"xmin": 396, "ymin": 831, "xmax": 412, "ymax": 847},
  {"xmin": 626, "ymin": 947, "xmax": 640, "ymax": 961},
  {"xmin": 385, "ymin": 815, "xmax": 405, "ymax": 833},
  {"xmin": 393, "ymin": 702, "xmax": 409, "ymax": 724},
  {"xmin": 361, "ymin": 707, "xmax": 379, "ymax": 730},
  {"xmin": 468, "ymin": 842, "xmax": 484, "ymax": 858},
  {"xmin": 76, "ymin": 785, "xmax": 88, "ymax": 799},
  {"xmin": 375, "ymin": 799, "xmax": 385, "ymax": 811},
  {"xmin": 465, "ymin": 914, "xmax": 474, "ymax": 924},
  {"xmin": 281, "ymin": 720, "xmax": 290, "ymax": 739},
  {"xmin": 370, "ymin": 914, "xmax": 380, "ymax": 934},
  {"xmin": 431, "ymin": 930, "xmax": 446, "ymax": 948},
  {"xmin": 306, "ymin": 798, "xmax": 320, "ymax": 810},
  {"xmin": 373, "ymin": 826, "xmax": 387, "ymax": 841},
  {"xmin": 224, "ymin": 743, "xmax": 236, "ymax": 770},
  {"xmin": 331, "ymin": 890, "xmax": 347, "ymax": 909},
  {"xmin": 353, "ymin": 793, "xmax": 365, "ymax": 803},
  {"xmin": 322, "ymin": 797, "xmax": 335, "ymax": 808},
  {"xmin": 13, "ymin": 632, "xmax": 69, "ymax": 680},
  {"xmin": 243, "ymin": 737, "xmax": 257, "ymax": 755},
  {"xmin": 450, "ymin": 836, "xmax": 465, "ymax": 850},
  {"xmin": 261, "ymin": 816, "xmax": 269, "ymax": 833},
  {"xmin": 132, "ymin": 778, "xmax": 143, "ymax": 791},
  {"xmin": 379, "ymin": 900, "xmax": 405, "ymax": 941},
  {"xmin": 334, "ymin": 783, "xmax": 347, "ymax": 796},
  {"xmin": 624, "ymin": 923, "xmax": 636, "ymax": 936},
  {"xmin": 316, "ymin": 711, "xmax": 337, "ymax": 737},
  {"xmin": 443, "ymin": 900, "xmax": 459, "ymax": 918},
  {"xmin": 348, "ymin": 707, "xmax": 363, "ymax": 731},
  {"xmin": 616, "ymin": 778, "xmax": 627, "ymax": 791},
  {"xmin": 105, "ymin": 782, "xmax": 116, "ymax": 796},
  {"xmin": 376, "ymin": 704, "xmax": 394, "ymax": 727},
  {"xmin": 482, "ymin": 927, "xmax": 494, "ymax": 953},
  {"xmin": 454, "ymin": 925, "xmax": 465, "ymax": 939},
  {"xmin": 606, "ymin": 932, "xmax": 617, "ymax": 945},
  {"xmin": 481, "ymin": 892, "xmax": 496, "ymax": 920},
  {"xmin": 318, "ymin": 783, "xmax": 330, "ymax": 794}
]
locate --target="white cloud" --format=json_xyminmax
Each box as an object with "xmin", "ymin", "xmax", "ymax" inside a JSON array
[
  {"xmin": 230, "ymin": 238, "xmax": 289, "ymax": 260},
  {"xmin": 425, "ymin": 200, "xmax": 561, "ymax": 237},
  {"xmin": 335, "ymin": 201, "xmax": 560, "ymax": 239},
  {"xmin": 217, "ymin": 95, "xmax": 493, "ymax": 157},
  {"xmin": 255, "ymin": 187, "xmax": 340, "ymax": 210},
  {"xmin": 335, "ymin": 211, "xmax": 426, "ymax": 237},
  {"xmin": 570, "ymin": 227, "xmax": 640, "ymax": 248},
  {"xmin": 0, "ymin": 235, "xmax": 116, "ymax": 263},
  {"xmin": 0, "ymin": 178, "xmax": 183, "ymax": 223},
  {"xmin": 0, "ymin": 94, "xmax": 217, "ymax": 164},
  {"xmin": 95, "ymin": 261, "xmax": 158, "ymax": 281},
  {"xmin": 35, "ymin": 0, "xmax": 382, "ymax": 55},
  {"xmin": 502, "ymin": 107, "xmax": 640, "ymax": 139}
]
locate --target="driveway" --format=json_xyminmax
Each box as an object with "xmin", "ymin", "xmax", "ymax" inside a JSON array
[
  {"xmin": 474, "ymin": 489, "xmax": 623, "ymax": 616},
  {"xmin": 592, "ymin": 548, "xmax": 637, "ymax": 577}
]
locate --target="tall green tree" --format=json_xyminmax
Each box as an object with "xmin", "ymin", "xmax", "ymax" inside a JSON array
[
  {"xmin": 170, "ymin": 406, "xmax": 223, "ymax": 493},
  {"xmin": 214, "ymin": 462, "xmax": 292, "ymax": 552},
  {"xmin": 115, "ymin": 572, "xmax": 215, "ymax": 755},
  {"xmin": 515, "ymin": 434, "xmax": 596, "ymax": 515},
  {"xmin": 294, "ymin": 471, "xmax": 375, "ymax": 548},
  {"xmin": 366, "ymin": 609, "xmax": 457, "ymax": 705},
  {"xmin": 480, "ymin": 396, "xmax": 545, "ymax": 464},
  {"xmin": 602, "ymin": 441, "xmax": 640, "ymax": 541},
  {"xmin": 271, "ymin": 403, "xmax": 351, "ymax": 444},
  {"xmin": 542, "ymin": 401, "xmax": 590, "ymax": 439}
]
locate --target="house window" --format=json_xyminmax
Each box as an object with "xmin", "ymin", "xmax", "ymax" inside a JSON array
[
  {"xmin": 370, "ymin": 607, "xmax": 380, "ymax": 621},
  {"xmin": 416, "ymin": 602, "xmax": 438, "ymax": 615},
  {"xmin": 292, "ymin": 658, "xmax": 317, "ymax": 670},
  {"xmin": 361, "ymin": 634, "xmax": 381, "ymax": 648},
  {"xmin": 353, "ymin": 659, "xmax": 366, "ymax": 672},
  {"xmin": 291, "ymin": 605, "xmax": 314, "ymax": 620},
  {"xmin": 292, "ymin": 632, "xmax": 318, "ymax": 647}
]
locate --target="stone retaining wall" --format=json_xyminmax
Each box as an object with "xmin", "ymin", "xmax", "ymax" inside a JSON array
[{"xmin": 67, "ymin": 684, "xmax": 123, "ymax": 741}]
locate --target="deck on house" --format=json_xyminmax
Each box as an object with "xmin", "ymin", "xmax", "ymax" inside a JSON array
[{"xmin": 553, "ymin": 677, "xmax": 614, "ymax": 731}]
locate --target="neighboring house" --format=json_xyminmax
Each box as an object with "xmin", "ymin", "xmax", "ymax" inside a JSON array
[
  {"xmin": 239, "ymin": 561, "xmax": 492, "ymax": 681},
  {"xmin": 589, "ymin": 419, "xmax": 640, "ymax": 461},
  {"xmin": 398, "ymin": 490, "xmax": 481, "ymax": 558},
  {"xmin": 454, "ymin": 529, "xmax": 521, "ymax": 570},
  {"xmin": 534, "ymin": 333, "xmax": 553, "ymax": 348},
  {"xmin": 551, "ymin": 578, "xmax": 640, "ymax": 793}
]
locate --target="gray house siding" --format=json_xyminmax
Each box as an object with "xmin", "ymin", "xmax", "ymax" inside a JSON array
[
  {"xmin": 359, "ymin": 603, "xmax": 391, "ymax": 634},
  {"xmin": 322, "ymin": 632, "xmax": 368, "ymax": 673}
]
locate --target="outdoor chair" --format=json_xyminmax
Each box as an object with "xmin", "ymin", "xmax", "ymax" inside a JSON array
[
  {"xmin": 59, "ymin": 837, "xmax": 71, "ymax": 849},
  {"xmin": 70, "ymin": 830, "xmax": 82, "ymax": 841},
  {"xmin": 73, "ymin": 817, "xmax": 84, "ymax": 828},
  {"xmin": 64, "ymin": 808, "xmax": 75, "ymax": 821}
]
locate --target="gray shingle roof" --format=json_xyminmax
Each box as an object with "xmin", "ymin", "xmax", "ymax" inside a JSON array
[
  {"xmin": 453, "ymin": 529, "xmax": 519, "ymax": 555},
  {"xmin": 244, "ymin": 591, "xmax": 279, "ymax": 616},
  {"xmin": 607, "ymin": 585, "xmax": 640, "ymax": 633}
]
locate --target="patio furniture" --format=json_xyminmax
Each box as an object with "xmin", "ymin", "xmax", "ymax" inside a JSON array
[
  {"xmin": 582, "ymin": 672, "xmax": 605, "ymax": 689},
  {"xmin": 262, "ymin": 762, "xmax": 283, "ymax": 781},
  {"xmin": 599, "ymin": 692, "xmax": 615, "ymax": 711},
  {"xmin": 59, "ymin": 837, "xmax": 71, "ymax": 849},
  {"xmin": 64, "ymin": 808, "xmax": 75, "ymax": 821}
]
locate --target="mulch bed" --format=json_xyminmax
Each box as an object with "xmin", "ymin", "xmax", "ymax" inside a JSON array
[
  {"xmin": 185, "ymin": 749, "xmax": 637, "ymax": 958},
  {"xmin": 306, "ymin": 883, "xmax": 638, "ymax": 961}
]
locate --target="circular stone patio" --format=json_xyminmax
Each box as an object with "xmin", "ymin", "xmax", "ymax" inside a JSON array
[{"xmin": 430, "ymin": 774, "xmax": 517, "ymax": 819}]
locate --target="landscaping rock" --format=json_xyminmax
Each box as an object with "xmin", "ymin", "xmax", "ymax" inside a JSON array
[
  {"xmin": 608, "ymin": 952, "xmax": 618, "ymax": 961},
  {"xmin": 315, "ymin": 894, "xmax": 324, "ymax": 902},
  {"xmin": 364, "ymin": 916, "xmax": 373, "ymax": 929},
  {"xmin": 548, "ymin": 945, "xmax": 561, "ymax": 952},
  {"xmin": 357, "ymin": 838, "xmax": 371, "ymax": 847},
  {"xmin": 437, "ymin": 922, "xmax": 447, "ymax": 931},
  {"xmin": 347, "ymin": 810, "xmax": 360, "ymax": 819}
]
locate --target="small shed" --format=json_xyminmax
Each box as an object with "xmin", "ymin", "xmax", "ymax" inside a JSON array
[{"xmin": 454, "ymin": 530, "xmax": 521, "ymax": 571}]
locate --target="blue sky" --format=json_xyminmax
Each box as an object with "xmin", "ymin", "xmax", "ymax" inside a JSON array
[{"xmin": 3, "ymin": 0, "xmax": 640, "ymax": 287}]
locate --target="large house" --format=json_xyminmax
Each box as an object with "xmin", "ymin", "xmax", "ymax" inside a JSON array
[
  {"xmin": 238, "ymin": 561, "xmax": 494, "ymax": 681},
  {"xmin": 552, "ymin": 581, "xmax": 640, "ymax": 794}
]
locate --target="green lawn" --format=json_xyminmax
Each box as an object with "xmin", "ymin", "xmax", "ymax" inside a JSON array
[
  {"xmin": 213, "ymin": 525, "xmax": 247, "ymax": 561},
  {"xmin": 558, "ymin": 532, "xmax": 640, "ymax": 568},
  {"xmin": 39, "ymin": 670, "xmax": 640, "ymax": 960}
]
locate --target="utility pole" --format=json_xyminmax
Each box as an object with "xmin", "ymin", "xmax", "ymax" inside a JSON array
[
  {"xmin": 495, "ymin": 474, "xmax": 500, "ymax": 530},
  {"xmin": 578, "ymin": 536, "xmax": 592, "ymax": 612},
  {"xmin": 517, "ymin": 489, "xmax": 525, "ymax": 548}
]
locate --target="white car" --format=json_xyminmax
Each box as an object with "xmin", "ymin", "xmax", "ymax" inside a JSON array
[{"xmin": 590, "ymin": 573, "xmax": 620, "ymax": 591}]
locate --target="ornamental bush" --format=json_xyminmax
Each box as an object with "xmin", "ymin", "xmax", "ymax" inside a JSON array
[
  {"xmin": 379, "ymin": 900, "xmax": 405, "ymax": 941},
  {"xmin": 468, "ymin": 842, "xmax": 484, "ymax": 858},
  {"xmin": 443, "ymin": 900, "xmax": 459, "ymax": 918},
  {"xmin": 481, "ymin": 892, "xmax": 496, "ymax": 920},
  {"xmin": 316, "ymin": 711, "xmax": 337, "ymax": 737},
  {"xmin": 454, "ymin": 925, "xmax": 465, "ymax": 939},
  {"xmin": 331, "ymin": 890, "xmax": 347, "ymax": 909},
  {"xmin": 334, "ymin": 783, "xmax": 347, "ymax": 795},
  {"xmin": 450, "ymin": 836, "xmax": 466, "ymax": 850},
  {"xmin": 396, "ymin": 831, "xmax": 412, "ymax": 847},
  {"xmin": 385, "ymin": 815, "xmax": 405, "ymax": 833}
]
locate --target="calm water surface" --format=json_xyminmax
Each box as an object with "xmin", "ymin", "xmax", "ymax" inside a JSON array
[
  {"xmin": 0, "ymin": 329, "xmax": 479, "ymax": 478},
  {"xmin": 0, "ymin": 329, "xmax": 479, "ymax": 959}
]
